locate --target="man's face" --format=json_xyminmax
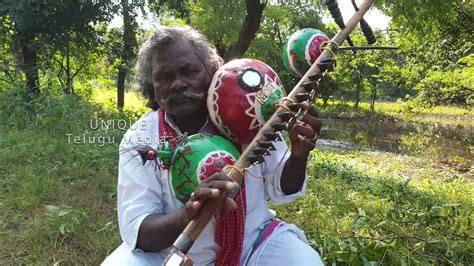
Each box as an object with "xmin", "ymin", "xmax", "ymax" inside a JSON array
[{"xmin": 151, "ymin": 42, "xmax": 212, "ymax": 117}]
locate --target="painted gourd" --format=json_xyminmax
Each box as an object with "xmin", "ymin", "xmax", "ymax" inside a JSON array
[
  {"xmin": 207, "ymin": 58, "xmax": 286, "ymax": 145},
  {"xmin": 282, "ymin": 28, "xmax": 330, "ymax": 77},
  {"xmin": 168, "ymin": 134, "xmax": 240, "ymax": 203}
]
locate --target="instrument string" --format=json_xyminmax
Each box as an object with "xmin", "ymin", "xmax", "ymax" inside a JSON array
[{"xmin": 215, "ymin": 143, "xmax": 292, "ymax": 225}]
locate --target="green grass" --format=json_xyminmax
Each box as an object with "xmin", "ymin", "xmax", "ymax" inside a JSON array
[
  {"xmin": 1, "ymin": 128, "xmax": 121, "ymax": 264},
  {"xmin": 1, "ymin": 88, "xmax": 472, "ymax": 264},
  {"xmin": 273, "ymin": 149, "xmax": 473, "ymax": 265},
  {"xmin": 0, "ymin": 87, "xmax": 143, "ymax": 264},
  {"xmin": 316, "ymin": 99, "xmax": 473, "ymax": 126}
]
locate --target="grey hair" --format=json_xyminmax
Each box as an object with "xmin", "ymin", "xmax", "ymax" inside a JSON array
[{"xmin": 135, "ymin": 25, "xmax": 224, "ymax": 110}]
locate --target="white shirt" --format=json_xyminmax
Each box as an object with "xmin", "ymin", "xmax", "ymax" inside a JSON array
[{"xmin": 117, "ymin": 110, "xmax": 307, "ymax": 264}]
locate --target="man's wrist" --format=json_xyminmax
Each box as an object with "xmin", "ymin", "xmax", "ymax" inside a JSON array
[
  {"xmin": 289, "ymin": 152, "xmax": 309, "ymax": 164},
  {"xmin": 179, "ymin": 206, "xmax": 191, "ymax": 225},
  {"xmin": 281, "ymin": 153, "xmax": 308, "ymax": 195}
]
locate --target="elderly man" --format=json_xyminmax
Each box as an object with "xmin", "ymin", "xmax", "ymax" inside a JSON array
[{"xmin": 103, "ymin": 26, "xmax": 323, "ymax": 265}]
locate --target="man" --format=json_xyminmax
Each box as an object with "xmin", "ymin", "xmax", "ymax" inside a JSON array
[{"xmin": 103, "ymin": 26, "xmax": 324, "ymax": 265}]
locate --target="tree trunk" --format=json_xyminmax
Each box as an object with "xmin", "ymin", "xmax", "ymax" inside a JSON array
[
  {"xmin": 117, "ymin": 66, "xmax": 126, "ymax": 109},
  {"xmin": 323, "ymin": 97, "xmax": 329, "ymax": 106},
  {"xmin": 274, "ymin": 24, "xmax": 283, "ymax": 48},
  {"xmin": 370, "ymin": 89, "xmax": 376, "ymax": 114},
  {"xmin": 353, "ymin": 66, "xmax": 361, "ymax": 109},
  {"xmin": 65, "ymin": 39, "xmax": 73, "ymax": 94},
  {"xmin": 223, "ymin": 0, "xmax": 266, "ymax": 61},
  {"xmin": 18, "ymin": 30, "xmax": 40, "ymax": 97},
  {"xmin": 117, "ymin": 0, "xmax": 137, "ymax": 109},
  {"xmin": 355, "ymin": 82, "xmax": 361, "ymax": 108}
]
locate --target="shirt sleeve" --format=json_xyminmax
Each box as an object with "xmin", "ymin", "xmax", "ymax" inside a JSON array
[
  {"xmin": 117, "ymin": 115, "xmax": 163, "ymax": 251},
  {"xmin": 261, "ymin": 137, "xmax": 308, "ymax": 205}
]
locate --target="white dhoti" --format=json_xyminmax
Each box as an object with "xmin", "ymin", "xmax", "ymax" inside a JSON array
[{"xmin": 102, "ymin": 223, "xmax": 323, "ymax": 266}]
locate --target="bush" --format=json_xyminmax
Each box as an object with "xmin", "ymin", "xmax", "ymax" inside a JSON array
[{"xmin": 413, "ymin": 54, "xmax": 474, "ymax": 107}]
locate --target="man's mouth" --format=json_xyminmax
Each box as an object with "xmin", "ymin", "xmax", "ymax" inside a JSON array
[{"xmin": 161, "ymin": 90, "xmax": 205, "ymax": 106}]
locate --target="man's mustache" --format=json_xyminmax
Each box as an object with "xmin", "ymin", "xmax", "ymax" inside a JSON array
[{"xmin": 161, "ymin": 90, "xmax": 205, "ymax": 106}]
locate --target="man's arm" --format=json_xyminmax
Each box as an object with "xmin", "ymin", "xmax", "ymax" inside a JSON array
[
  {"xmin": 280, "ymin": 154, "xmax": 309, "ymax": 195},
  {"xmin": 280, "ymin": 103, "xmax": 321, "ymax": 195},
  {"xmin": 136, "ymin": 173, "xmax": 238, "ymax": 252},
  {"xmin": 137, "ymin": 209, "xmax": 188, "ymax": 252}
]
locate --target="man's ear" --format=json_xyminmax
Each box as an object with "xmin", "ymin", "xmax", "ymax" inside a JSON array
[{"xmin": 208, "ymin": 65, "xmax": 218, "ymax": 79}]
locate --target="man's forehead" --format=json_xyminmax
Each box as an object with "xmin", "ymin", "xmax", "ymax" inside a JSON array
[
  {"xmin": 151, "ymin": 43, "xmax": 203, "ymax": 70},
  {"xmin": 152, "ymin": 59, "xmax": 203, "ymax": 74}
]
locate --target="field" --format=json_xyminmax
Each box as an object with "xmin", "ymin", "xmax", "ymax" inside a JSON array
[{"xmin": 1, "ymin": 90, "xmax": 472, "ymax": 264}]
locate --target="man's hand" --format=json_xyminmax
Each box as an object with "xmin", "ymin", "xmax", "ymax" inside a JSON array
[
  {"xmin": 288, "ymin": 102, "xmax": 322, "ymax": 158},
  {"xmin": 137, "ymin": 173, "xmax": 238, "ymax": 252},
  {"xmin": 183, "ymin": 173, "xmax": 238, "ymax": 222},
  {"xmin": 280, "ymin": 103, "xmax": 321, "ymax": 195}
]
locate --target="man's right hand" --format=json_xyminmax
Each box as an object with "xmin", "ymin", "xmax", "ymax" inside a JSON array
[
  {"xmin": 183, "ymin": 173, "xmax": 239, "ymax": 222},
  {"xmin": 137, "ymin": 173, "xmax": 239, "ymax": 252}
]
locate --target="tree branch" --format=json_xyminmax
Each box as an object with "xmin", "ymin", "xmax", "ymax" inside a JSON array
[{"xmin": 223, "ymin": 0, "xmax": 266, "ymax": 61}]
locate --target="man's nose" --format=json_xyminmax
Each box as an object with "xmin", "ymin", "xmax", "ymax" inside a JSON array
[{"xmin": 170, "ymin": 76, "xmax": 188, "ymax": 91}]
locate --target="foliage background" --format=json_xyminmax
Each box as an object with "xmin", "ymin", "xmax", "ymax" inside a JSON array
[{"xmin": 0, "ymin": 0, "xmax": 472, "ymax": 264}]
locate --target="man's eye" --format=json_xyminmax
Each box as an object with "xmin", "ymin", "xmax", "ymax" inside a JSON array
[
  {"xmin": 156, "ymin": 74, "xmax": 170, "ymax": 83},
  {"xmin": 188, "ymin": 69, "xmax": 199, "ymax": 75}
]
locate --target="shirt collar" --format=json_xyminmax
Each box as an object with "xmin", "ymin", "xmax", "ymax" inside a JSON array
[{"xmin": 164, "ymin": 111, "xmax": 210, "ymax": 135}]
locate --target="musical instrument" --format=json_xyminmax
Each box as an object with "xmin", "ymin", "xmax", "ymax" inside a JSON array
[
  {"xmin": 164, "ymin": 0, "xmax": 376, "ymax": 264},
  {"xmin": 164, "ymin": 134, "xmax": 241, "ymax": 204},
  {"xmin": 207, "ymin": 58, "xmax": 286, "ymax": 145},
  {"xmin": 282, "ymin": 28, "xmax": 330, "ymax": 77},
  {"xmin": 135, "ymin": 133, "xmax": 240, "ymax": 205}
]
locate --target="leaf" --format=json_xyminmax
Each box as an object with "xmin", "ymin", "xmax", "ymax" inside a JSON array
[
  {"xmin": 59, "ymin": 224, "xmax": 67, "ymax": 235},
  {"xmin": 53, "ymin": 259, "xmax": 64, "ymax": 266},
  {"xmin": 349, "ymin": 244, "xmax": 358, "ymax": 253},
  {"xmin": 400, "ymin": 258, "xmax": 408, "ymax": 266},
  {"xmin": 363, "ymin": 262, "xmax": 379, "ymax": 266},
  {"xmin": 332, "ymin": 251, "xmax": 352, "ymax": 261},
  {"xmin": 57, "ymin": 209, "xmax": 71, "ymax": 217},
  {"xmin": 413, "ymin": 241, "xmax": 425, "ymax": 250}
]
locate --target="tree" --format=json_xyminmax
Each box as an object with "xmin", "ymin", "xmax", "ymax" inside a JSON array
[
  {"xmin": 117, "ymin": 0, "xmax": 139, "ymax": 109},
  {"xmin": 319, "ymin": 76, "xmax": 338, "ymax": 106},
  {"xmin": 414, "ymin": 55, "xmax": 474, "ymax": 107},
  {"xmin": 351, "ymin": 63, "xmax": 362, "ymax": 108},
  {"xmin": 189, "ymin": 0, "xmax": 266, "ymax": 62},
  {"xmin": 0, "ymin": 1, "xmax": 43, "ymax": 97},
  {"xmin": 222, "ymin": 0, "xmax": 266, "ymax": 61},
  {"xmin": 376, "ymin": 0, "xmax": 473, "ymax": 107},
  {"xmin": 246, "ymin": 1, "xmax": 327, "ymax": 89},
  {"xmin": 149, "ymin": 0, "xmax": 192, "ymax": 23},
  {"xmin": 0, "ymin": 0, "xmax": 113, "ymax": 97}
]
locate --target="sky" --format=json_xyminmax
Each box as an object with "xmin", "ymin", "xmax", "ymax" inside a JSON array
[
  {"xmin": 109, "ymin": 4, "xmax": 156, "ymax": 30},
  {"xmin": 324, "ymin": 0, "xmax": 391, "ymax": 30},
  {"xmin": 109, "ymin": 1, "xmax": 391, "ymax": 30}
]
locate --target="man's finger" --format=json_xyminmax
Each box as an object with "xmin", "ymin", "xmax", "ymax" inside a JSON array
[
  {"xmin": 208, "ymin": 180, "xmax": 238, "ymax": 192},
  {"xmin": 297, "ymin": 135, "xmax": 317, "ymax": 149},
  {"xmin": 224, "ymin": 197, "xmax": 237, "ymax": 210},
  {"xmin": 299, "ymin": 115, "xmax": 322, "ymax": 132},
  {"xmin": 193, "ymin": 187, "xmax": 220, "ymax": 201},
  {"xmin": 293, "ymin": 123, "xmax": 316, "ymax": 139},
  {"xmin": 206, "ymin": 172, "xmax": 235, "ymax": 182},
  {"xmin": 299, "ymin": 103, "xmax": 320, "ymax": 118},
  {"xmin": 185, "ymin": 200, "xmax": 200, "ymax": 213}
]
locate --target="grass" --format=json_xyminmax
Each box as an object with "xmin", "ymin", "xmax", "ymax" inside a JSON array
[
  {"xmin": 1, "ymin": 88, "xmax": 472, "ymax": 264},
  {"xmin": 315, "ymin": 99, "xmax": 473, "ymax": 127},
  {"xmin": 1, "ymin": 128, "xmax": 121, "ymax": 264},
  {"xmin": 274, "ymin": 149, "xmax": 473, "ymax": 264},
  {"xmin": 0, "ymin": 87, "xmax": 143, "ymax": 264}
]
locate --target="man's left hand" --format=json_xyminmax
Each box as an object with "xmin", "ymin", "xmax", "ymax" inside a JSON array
[{"xmin": 288, "ymin": 102, "xmax": 322, "ymax": 157}]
